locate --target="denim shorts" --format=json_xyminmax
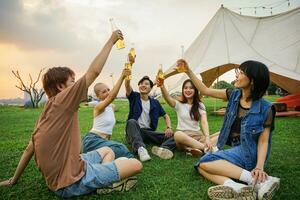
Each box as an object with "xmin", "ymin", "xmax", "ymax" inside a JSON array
[
  {"xmin": 82, "ymin": 132, "xmax": 134, "ymax": 158},
  {"xmin": 194, "ymin": 145, "xmax": 255, "ymax": 171},
  {"xmin": 55, "ymin": 150, "xmax": 120, "ymax": 198}
]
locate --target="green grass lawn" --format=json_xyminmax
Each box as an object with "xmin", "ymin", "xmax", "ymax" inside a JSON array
[{"xmin": 0, "ymin": 96, "xmax": 299, "ymax": 199}]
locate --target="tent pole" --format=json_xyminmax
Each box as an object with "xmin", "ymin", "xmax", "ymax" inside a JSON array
[{"xmin": 214, "ymin": 67, "xmax": 220, "ymax": 112}]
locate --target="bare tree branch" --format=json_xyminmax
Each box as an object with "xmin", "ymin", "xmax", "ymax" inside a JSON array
[
  {"xmin": 33, "ymin": 68, "xmax": 44, "ymax": 88},
  {"xmin": 12, "ymin": 69, "xmax": 45, "ymax": 108},
  {"xmin": 29, "ymin": 74, "xmax": 33, "ymax": 89}
]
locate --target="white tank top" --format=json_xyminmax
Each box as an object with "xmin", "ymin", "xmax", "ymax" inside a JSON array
[{"xmin": 90, "ymin": 104, "xmax": 116, "ymax": 135}]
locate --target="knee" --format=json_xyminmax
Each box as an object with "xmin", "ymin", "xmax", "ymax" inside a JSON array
[
  {"xmin": 197, "ymin": 165, "xmax": 206, "ymax": 176},
  {"xmin": 174, "ymin": 131, "xmax": 185, "ymax": 141},
  {"xmin": 129, "ymin": 158, "xmax": 143, "ymax": 173},
  {"xmin": 199, "ymin": 162, "xmax": 210, "ymax": 171},
  {"xmin": 127, "ymin": 119, "xmax": 137, "ymax": 126},
  {"xmin": 97, "ymin": 147, "xmax": 115, "ymax": 159}
]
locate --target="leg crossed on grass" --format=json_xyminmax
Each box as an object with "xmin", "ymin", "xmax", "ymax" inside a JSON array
[
  {"xmin": 55, "ymin": 147, "xmax": 142, "ymax": 198},
  {"xmin": 195, "ymin": 147, "xmax": 257, "ymax": 200}
]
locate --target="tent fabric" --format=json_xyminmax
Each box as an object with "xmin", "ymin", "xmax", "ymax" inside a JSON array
[{"xmin": 165, "ymin": 6, "xmax": 300, "ymax": 93}]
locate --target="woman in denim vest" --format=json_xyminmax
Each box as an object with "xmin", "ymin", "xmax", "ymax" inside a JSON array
[{"xmin": 176, "ymin": 59, "xmax": 279, "ymax": 200}]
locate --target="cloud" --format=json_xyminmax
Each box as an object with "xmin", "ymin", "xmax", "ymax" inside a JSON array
[{"xmin": 0, "ymin": 0, "xmax": 86, "ymax": 51}]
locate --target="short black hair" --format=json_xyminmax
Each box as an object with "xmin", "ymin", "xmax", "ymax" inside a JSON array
[
  {"xmin": 138, "ymin": 76, "xmax": 154, "ymax": 88},
  {"xmin": 239, "ymin": 60, "xmax": 270, "ymax": 101}
]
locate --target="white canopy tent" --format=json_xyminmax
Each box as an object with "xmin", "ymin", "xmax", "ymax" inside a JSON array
[{"xmin": 164, "ymin": 6, "xmax": 300, "ymax": 94}]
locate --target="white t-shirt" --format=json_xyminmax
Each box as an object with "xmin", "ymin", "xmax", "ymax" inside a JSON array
[
  {"xmin": 175, "ymin": 100, "xmax": 206, "ymax": 132},
  {"xmin": 138, "ymin": 99, "xmax": 151, "ymax": 129}
]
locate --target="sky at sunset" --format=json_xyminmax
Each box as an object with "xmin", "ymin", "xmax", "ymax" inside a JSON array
[{"xmin": 1, "ymin": 0, "xmax": 299, "ymax": 99}]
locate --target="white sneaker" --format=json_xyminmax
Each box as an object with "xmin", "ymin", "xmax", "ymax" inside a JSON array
[
  {"xmin": 151, "ymin": 146, "xmax": 173, "ymax": 159},
  {"xmin": 257, "ymin": 176, "xmax": 280, "ymax": 200},
  {"xmin": 137, "ymin": 147, "xmax": 151, "ymax": 162}
]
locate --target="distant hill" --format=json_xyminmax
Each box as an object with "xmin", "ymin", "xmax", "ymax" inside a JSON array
[{"xmin": 0, "ymin": 98, "xmax": 24, "ymax": 105}]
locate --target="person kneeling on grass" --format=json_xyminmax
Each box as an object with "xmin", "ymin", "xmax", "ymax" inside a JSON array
[
  {"xmin": 156, "ymin": 75, "xmax": 218, "ymax": 157},
  {"xmin": 125, "ymin": 75, "xmax": 176, "ymax": 162},
  {"xmin": 82, "ymin": 55, "xmax": 135, "ymax": 159},
  {"xmin": 176, "ymin": 59, "xmax": 279, "ymax": 200},
  {"xmin": 0, "ymin": 30, "xmax": 142, "ymax": 198}
]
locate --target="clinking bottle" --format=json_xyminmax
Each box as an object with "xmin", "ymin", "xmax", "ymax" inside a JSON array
[
  {"xmin": 109, "ymin": 18, "xmax": 125, "ymax": 49},
  {"xmin": 130, "ymin": 43, "xmax": 135, "ymax": 58},
  {"xmin": 124, "ymin": 62, "xmax": 132, "ymax": 80},
  {"xmin": 157, "ymin": 64, "xmax": 165, "ymax": 81}
]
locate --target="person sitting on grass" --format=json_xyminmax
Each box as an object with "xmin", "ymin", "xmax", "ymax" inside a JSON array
[
  {"xmin": 156, "ymin": 76, "xmax": 218, "ymax": 157},
  {"xmin": 125, "ymin": 75, "xmax": 176, "ymax": 162},
  {"xmin": 0, "ymin": 30, "xmax": 142, "ymax": 198},
  {"xmin": 178, "ymin": 59, "xmax": 279, "ymax": 200},
  {"xmin": 82, "ymin": 56, "xmax": 135, "ymax": 159}
]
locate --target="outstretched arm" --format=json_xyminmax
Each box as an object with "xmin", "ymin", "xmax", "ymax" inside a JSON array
[
  {"xmin": 164, "ymin": 68, "xmax": 180, "ymax": 79},
  {"xmin": 85, "ymin": 30, "xmax": 123, "ymax": 87},
  {"xmin": 94, "ymin": 68, "xmax": 131, "ymax": 116},
  {"xmin": 159, "ymin": 83, "xmax": 176, "ymax": 108},
  {"xmin": 170, "ymin": 59, "xmax": 227, "ymax": 100},
  {"xmin": 124, "ymin": 79, "xmax": 133, "ymax": 97},
  {"xmin": 185, "ymin": 69, "xmax": 227, "ymax": 100},
  {"xmin": 0, "ymin": 140, "xmax": 34, "ymax": 187}
]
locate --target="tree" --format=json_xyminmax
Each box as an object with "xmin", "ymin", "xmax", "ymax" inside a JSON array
[
  {"xmin": 12, "ymin": 69, "xmax": 45, "ymax": 108},
  {"xmin": 213, "ymin": 80, "xmax": 234, "ymax": 90}
]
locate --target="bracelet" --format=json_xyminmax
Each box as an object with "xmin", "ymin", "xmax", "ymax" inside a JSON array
[
  {"xmin": 166, "ymin": 127, "xmax": 171, "ymax": 129},
  {"xmin": 254, "ymin": 167, "xmax": 263, "ymax": 171}
]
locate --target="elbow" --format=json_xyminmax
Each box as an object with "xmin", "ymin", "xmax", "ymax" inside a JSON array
[
  {"xmin": 201, "ymin": 88, "xmax": 209, "ymax": 96},
  {"xmin": 107, "ymin": 94, "xmax": 115, "ymax": 102},
  {"xmin": 93, "ymin": 70, "xmax": 100, "ymax": 77},
  {"xmin": 258, "ymin": 138, "xmax": 269, "ymax": 148}
]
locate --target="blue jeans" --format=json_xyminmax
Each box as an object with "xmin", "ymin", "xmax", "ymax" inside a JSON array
[
  {"xmin": 82, "ymin": 132, "xmax": 134, "ymax": 158},
  {"xmin": 55, "ymin": 150, "xmax": 120, "ymax": 198},
  {"xmin": 195, "ymin": 145, "xmax": 256, "ymax": 171}
]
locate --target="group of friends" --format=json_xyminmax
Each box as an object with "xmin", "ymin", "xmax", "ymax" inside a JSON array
[{"xmin": 0, "ymin": 30, "xmax": 280, "ymax": 200}]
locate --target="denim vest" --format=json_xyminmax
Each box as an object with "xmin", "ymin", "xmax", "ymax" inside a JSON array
[{"xmin": 217, "ymin": 89, "xmax": 274, "ymax": 169}]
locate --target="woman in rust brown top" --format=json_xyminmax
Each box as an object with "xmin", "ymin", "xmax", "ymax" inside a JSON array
[{"xmin": 0, "ymin": 30, "xmax": 142, "ymax": 198}]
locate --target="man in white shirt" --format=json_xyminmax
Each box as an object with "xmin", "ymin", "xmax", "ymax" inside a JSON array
[{"xmin": 125, "ymin": 76, "xmax": 175, "ymax": 162}]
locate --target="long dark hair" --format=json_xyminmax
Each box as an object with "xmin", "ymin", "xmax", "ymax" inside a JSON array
[
  {"xmin": 179, "ymin": 79, "xmax": 204, "ymax": 121},
  {"xmin": 239, "ymin": 60, "xmax": 270, "ymax": 101}
]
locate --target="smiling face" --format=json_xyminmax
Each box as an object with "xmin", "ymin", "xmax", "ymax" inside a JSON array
[
  {"xmin": 182, "ymin": 81, "xmax": 195, "ymax": 100},
  {"xmin": 138, "ymin": 80, "xmax": 152, "ymax": 95},
  {"xmin": 94, "ymin": 83, "xmax": 110, "ymax": 100},
  {"xmin": 234, "ymin": 68, "xmax": 251, "ymax": 89}
]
